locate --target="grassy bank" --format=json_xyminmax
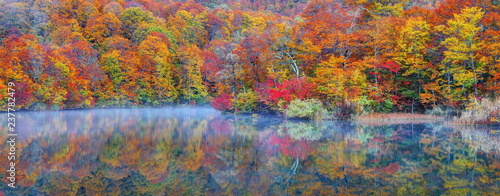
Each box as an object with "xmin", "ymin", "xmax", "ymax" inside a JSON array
[
  {"xmin": 352, "ymin": 98, "xmax": 500, "ymax": 126},
  {"xmin": 354, "ymin": 113, "xmax": 444, "ymax": 125}
]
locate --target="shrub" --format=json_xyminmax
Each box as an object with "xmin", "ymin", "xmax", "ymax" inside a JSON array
[
  {"xmin": 334, "ymin": 101, "xmax": 357, "ymax": 120},
  {"xmin": 377, "ymin": 99, "xmax": 394, "ymax": 113},
  {"xmin": 356, "ymin": 96, "xmax": 393, "ymax": 113},
  {"xmin": 210, "ymin": 94, "xmax": 233, "ymax": 112},
  {"xmin": 234, "ymin": 90, "xmax": 258, "ymax": 113},
  {"xmin": 425, "ymin": 106, "xmax": 445, "ymax": 116},
  {"xmin": 356, "ymin": 96, "xmax": 375, "ymax": 114},
  {"xmin": 256, "ymin": 77, "xmax": 316, "ymax": 112},
  {"xmin": 285, "ymin": 99, "xmax": 327, "ymax": 120}
]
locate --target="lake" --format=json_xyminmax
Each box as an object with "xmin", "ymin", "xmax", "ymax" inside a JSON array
[{"xmin": 1, "ymin": 107, "xmax": 499, "ymax": 195}]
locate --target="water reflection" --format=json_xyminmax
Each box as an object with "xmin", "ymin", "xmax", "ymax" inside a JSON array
[{"xmin": 0, "ymin": 107, "xmax": 499, "ymax": 195}]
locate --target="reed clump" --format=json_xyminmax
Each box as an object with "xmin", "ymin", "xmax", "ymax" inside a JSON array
[{"xmin": 455, "ymin": 97, "xmax": 500, "ymax": 125}]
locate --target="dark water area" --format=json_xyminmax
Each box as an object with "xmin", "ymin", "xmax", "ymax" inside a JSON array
[{"xmin": 1, "ymin": 107, "xmax": 499, "ymax": 195}]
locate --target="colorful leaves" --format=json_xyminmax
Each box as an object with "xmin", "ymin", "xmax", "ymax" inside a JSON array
[
  {"xmin": 210, "ymin": 93, "xmax": 234, "ymax": 112},
  {"xmin": 253, "ymin": 77, "xmax": 316, "ymax": 112},
  {"xmin": 0, "ymin": 0, "xmax": 499, "ymax": 112},
  {"xmin": 376, "ymin": 162, "xmax": 401, "ymax": 174},
  {"xmin": 377, "ymin": 61, "xmax": 400, "ymax": 74},
  {"xmin": 120, "ymin": 7, "xmax": 155, "ymax": 39}
]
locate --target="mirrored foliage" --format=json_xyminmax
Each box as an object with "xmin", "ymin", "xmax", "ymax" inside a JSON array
[{"xmin": 0, "ymin": 107, "xmax": 499, "ymax": 195}]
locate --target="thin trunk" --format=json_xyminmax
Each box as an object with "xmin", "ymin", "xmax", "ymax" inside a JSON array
[
  {"xmin": 470, "ymin": 59, "xmax": 478, "ymax": 95},
  {"xmin": 284, "ymin": 51, "xmax": 300, "ymax": 78},
  {"xmin": 411, "ymin": 97, "xmax": 415, "ymax": 114},
  {"xmin": 432, "ymin": 89, "xmax": 437, "ymax": 106},
  {"xmin": 242, "ymin": 81, "xmax": 246, "ymax": 93}
]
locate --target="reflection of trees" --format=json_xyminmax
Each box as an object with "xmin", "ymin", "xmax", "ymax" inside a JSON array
[
  {"xmin": 440, "ymin": 126, "xmax": 500, "ymax": 195},
  {"xmin": 279, "ymin": 121, "xmax": 325, "ymax": 141},
  {"xmin": 452, "ymin": 126, "xmax": 500, "ymax": 153},
  {"xmin": 308, "ymin": 124, "xmax": 500, "ymax": 195},
  {"xmin": 1, "ymin": 109, "xmax": 499, "ymax": 195}
]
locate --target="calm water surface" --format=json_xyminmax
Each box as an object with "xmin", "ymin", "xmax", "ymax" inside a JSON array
[{"xmin": 1, "ymin": 107, "xmax": 499, "ymax": 195}]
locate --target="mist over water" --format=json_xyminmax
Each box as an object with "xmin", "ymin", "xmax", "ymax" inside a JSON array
[
  {"xmin": 1, "ymin": 107, "xmax": 499, "ymax": 195},
  {"xmin": 16, "ymin": 107, "xmax": 220, "ymax": 134}
]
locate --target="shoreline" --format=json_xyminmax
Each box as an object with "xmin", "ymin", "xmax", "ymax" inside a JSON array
[
  {"xmin": 3, "ymin": 105, "xmax": 499, "ymax": 127},
  {"xmin": 0, "ymin": 104, "xmax": 215, "ymax": 113}
]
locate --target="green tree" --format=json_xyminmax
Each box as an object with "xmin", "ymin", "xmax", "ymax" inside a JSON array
[
  {"xmin": 438, "ymin": 7, "xmax": 485, "ymax": 105},
  {"xmin": 396, "ymin": 17, "xmax": 433, "ymax": 111},
  {"xmin": 120, "ymin": 7, "xmax": 155, "ymax": 40}
]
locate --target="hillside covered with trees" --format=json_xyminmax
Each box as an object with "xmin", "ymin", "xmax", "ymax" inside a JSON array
[{"xmin": 1, "ymin": 0, "xmax": 499, "ymax": 117}]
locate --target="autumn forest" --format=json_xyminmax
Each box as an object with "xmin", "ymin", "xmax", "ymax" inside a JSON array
[{"xmin": 1, "ymin": 0, "xmax": 500, "ymax": 116}]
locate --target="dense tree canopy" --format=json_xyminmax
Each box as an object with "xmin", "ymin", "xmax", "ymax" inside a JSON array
[{"xmin": 1, "ymin": 0, "xmax": 499, "ymax": 114}]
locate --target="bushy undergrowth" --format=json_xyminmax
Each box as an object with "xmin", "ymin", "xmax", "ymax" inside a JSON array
[
  {"xmin": 456, "ymin": 97, "xmax": 500, "ymax": 125},
  {"xmin": 234, "ymin": 90, "xmax": 258, "ymax": 113},
  {"xmin": 334, "ymin": 101, "xmax": 357, "ymax": 120},
  {"xmin": 425, "ymin": 106, "xmax": 445, "ymax": 116},
  {"xmin": 285, "ymin": 99, "xmax": 327, "ymax": 120},
  {"xmin": 357, "ymin": 96, "xmax": 394, "ymax": 114},
  {"xmin": 210, "ymin": 94, "xmax": 233, "ymax": 112}
]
